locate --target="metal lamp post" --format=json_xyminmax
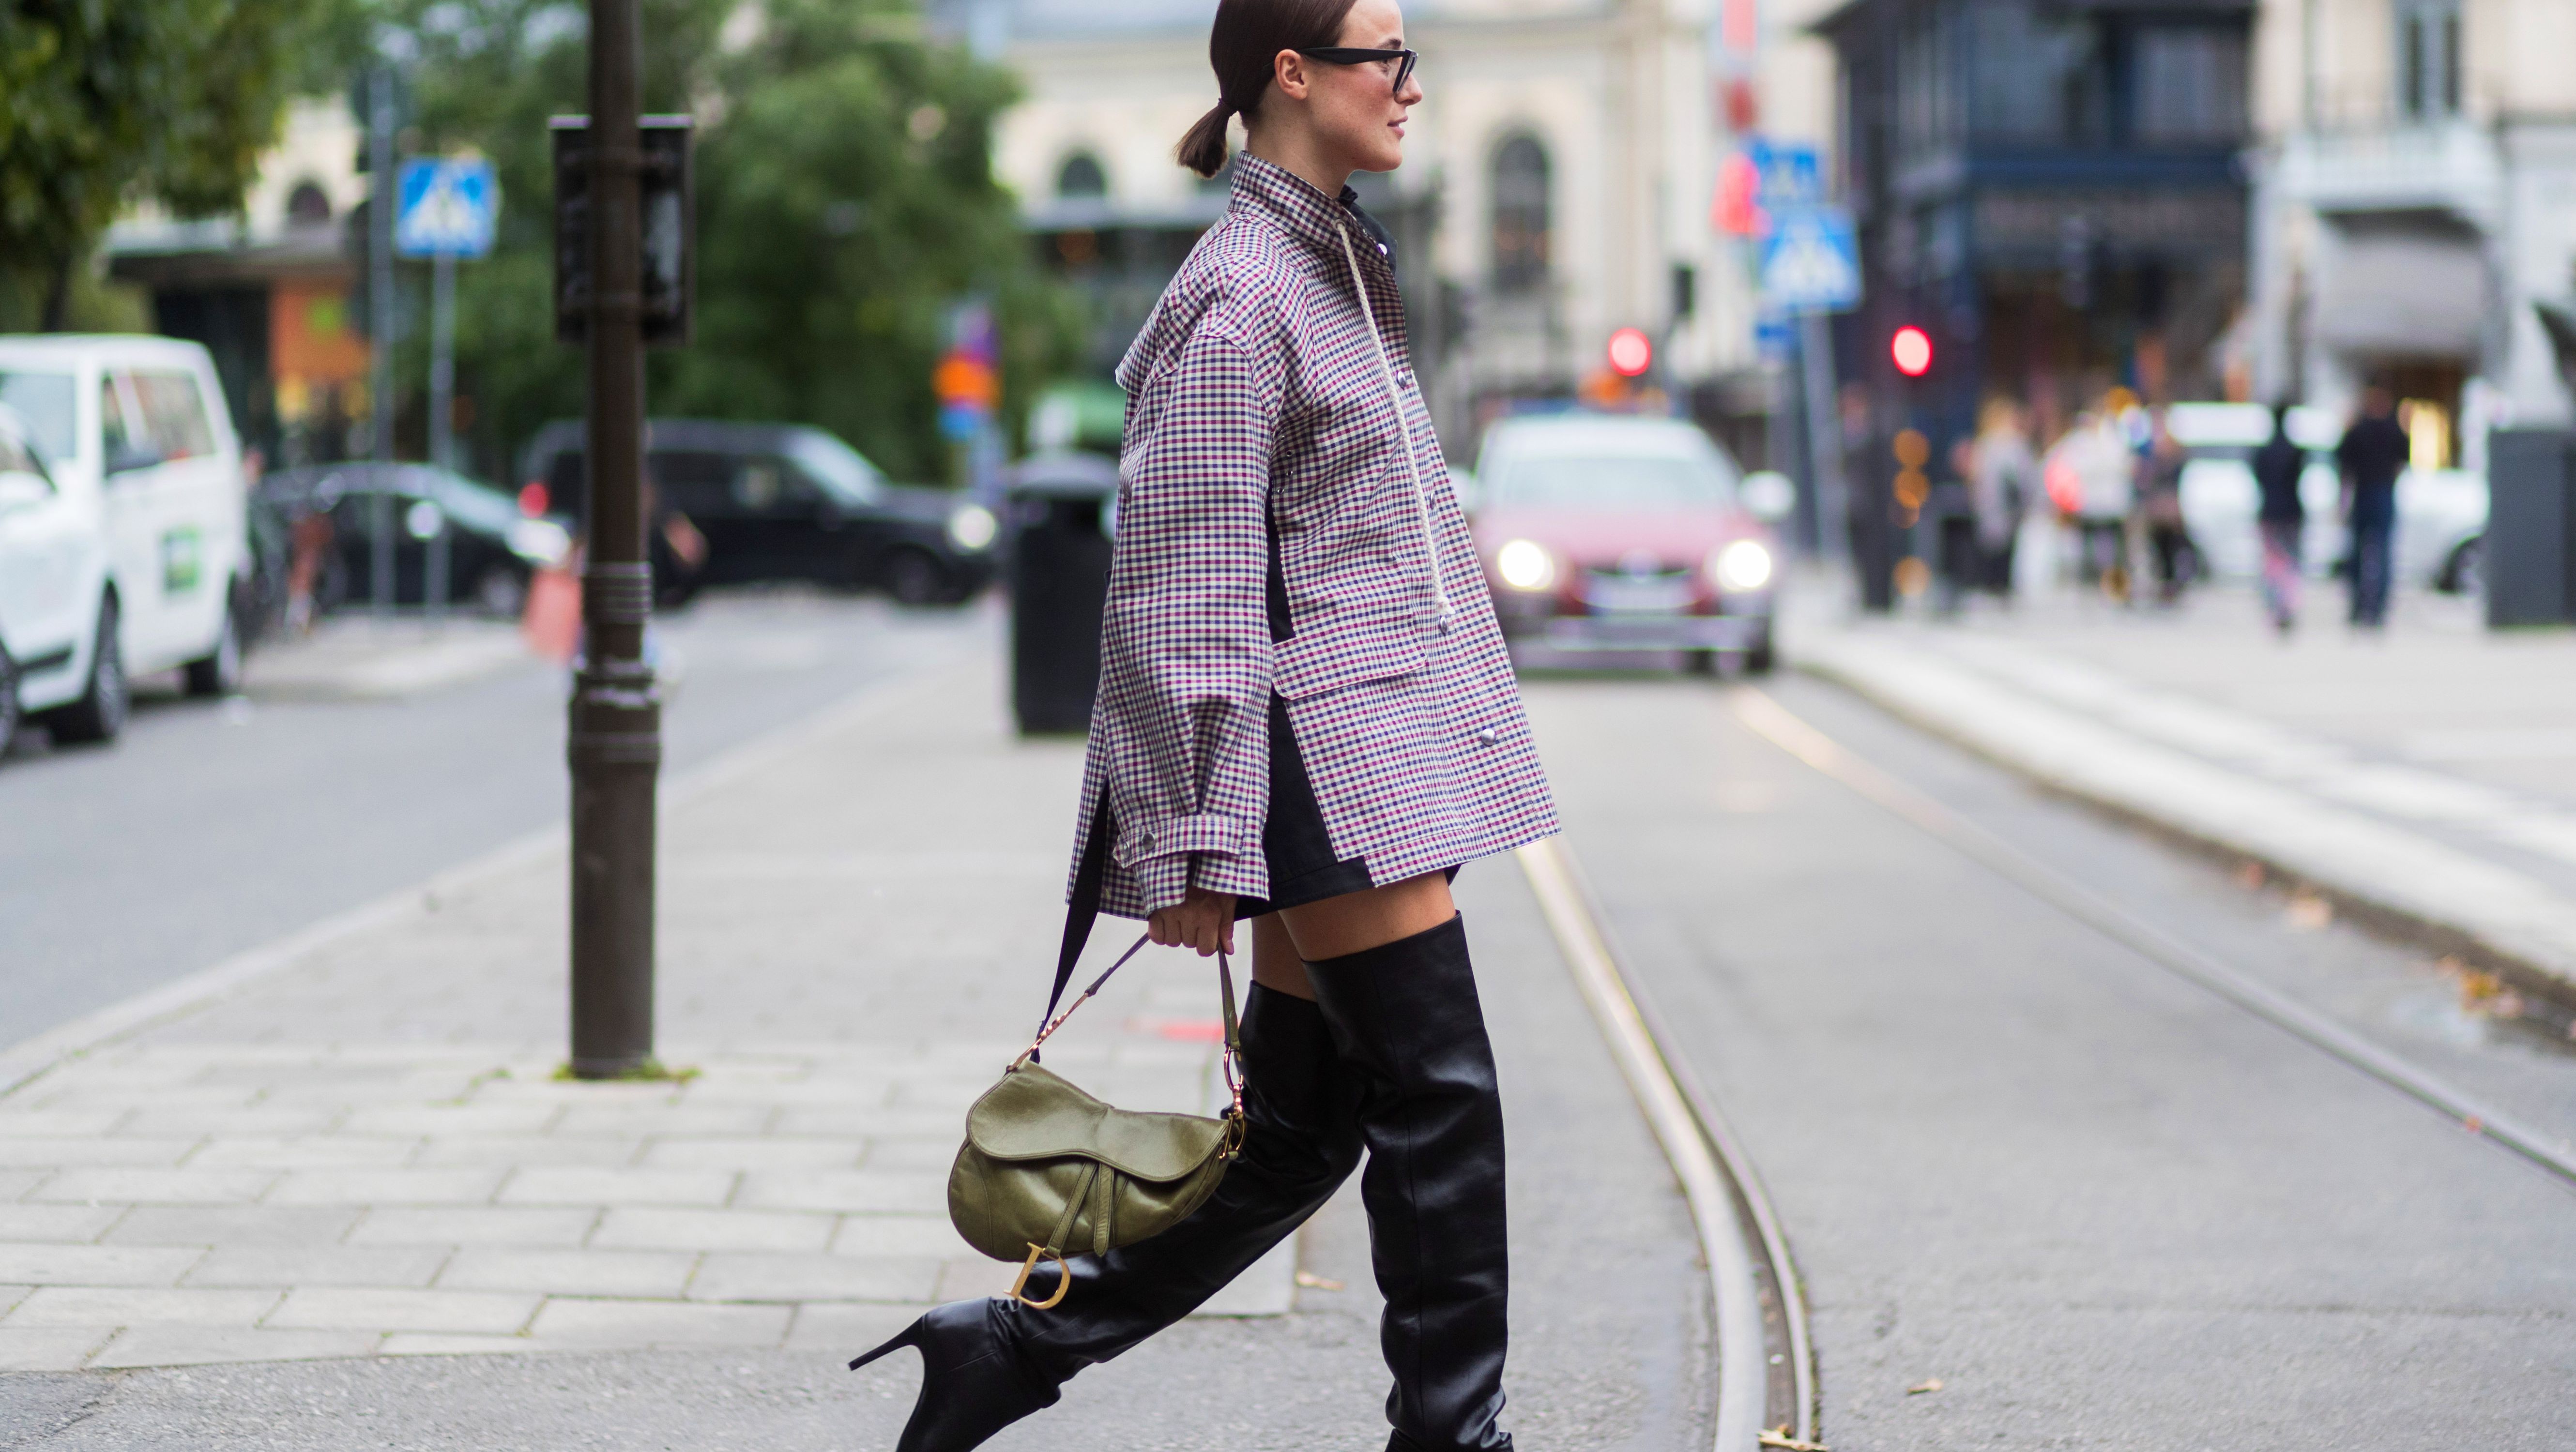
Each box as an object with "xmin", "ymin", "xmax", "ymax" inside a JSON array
[{"xmin": 566, "ymin": 0, "xmax": 660, "ymax": 1078}]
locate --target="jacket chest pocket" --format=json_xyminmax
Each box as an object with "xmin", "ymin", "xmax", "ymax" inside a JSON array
[{"xmin": 1272, "ymin": 613, "xmax": 1428, "ymax": 702}]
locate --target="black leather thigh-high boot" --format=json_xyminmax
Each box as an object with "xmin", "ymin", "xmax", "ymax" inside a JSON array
[
  {"xmin": 1303, "ymin": 914, "xmax": 1514, "ymax": 1452},
  {"xmin": 1005, "ymin": 978, "xmax": 1364, "ymax": 1378},
  {"xmin": 850, "ymin": 981, "xmax": 1360, "ymax": 1451}
]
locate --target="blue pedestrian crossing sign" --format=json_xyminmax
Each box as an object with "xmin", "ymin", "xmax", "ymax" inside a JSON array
[
  {"xmin": 1745, "ymin": 138, "xmax": 1824, "ymax": 212},
  {"xmin": 396, "ymin": 158, "xmax": 499, "ymax": 259},
  {"xmin": 1758, "ymin": 206, "xmax": 1860, "ymax": 315}
]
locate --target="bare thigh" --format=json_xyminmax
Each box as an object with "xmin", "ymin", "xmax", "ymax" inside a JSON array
[{"xmin": 1249, "ymin": 872, "xmax": 1457, "ymax": 1000}]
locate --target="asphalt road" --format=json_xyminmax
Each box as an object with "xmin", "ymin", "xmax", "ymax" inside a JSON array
[
  {"xmin": 8, "ymin": 603, "xmax": 2573, "ymax": 1449},
  {"xmin": 0, "ymin": 589, "xmax": 983, "ymax": 1046},
  {"xmin": 1525, "ymin": 667, "xmax": 2576, "ymax": 1450}
]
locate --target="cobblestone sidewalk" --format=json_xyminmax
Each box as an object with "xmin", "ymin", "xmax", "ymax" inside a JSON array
[{"xmin": 0, "ymin": 659, "xmax": 1280, "ymax": 1371}]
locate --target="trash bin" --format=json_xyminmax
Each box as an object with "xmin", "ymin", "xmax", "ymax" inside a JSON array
[
  {"xmin": 2486, "ymin": 428, "xmax": 2576, "ymax": 628},
  {"xmin": 1007, "ymin": 450, "xmax": 1120, "ymax": 735}
]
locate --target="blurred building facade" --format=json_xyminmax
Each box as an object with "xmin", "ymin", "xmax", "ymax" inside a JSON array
[
  {"xmin": 960, "ymin": 0, "xmax": 1813, "ymax": 460},
  {"xmin": 101, "ymin": 98, "xmax": 375, "ymax": 467},
  {"xmin": 1815, "ymin": 0, "xmax": 2256, "ymax": 447},
  {"xmin": 2244, "ymin": 0, "xmax": 2576, "ymax": 467}
]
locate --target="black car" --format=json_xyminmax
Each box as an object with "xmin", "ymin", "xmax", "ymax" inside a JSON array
[
  {"xmin": 259, "ymin": 462, "xmax": 577, "ymax": 617},
  {"xmin": 518, "ymin": 419, "xmax": 1000, "ymax": 605}
]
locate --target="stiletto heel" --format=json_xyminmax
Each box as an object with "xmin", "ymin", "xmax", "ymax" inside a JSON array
[
  {"xmin": 844, "ymin": 1299, "xmax": 1057, "ymax": 1452},
  {"xmin": 846, "ymin": 1320, "xmax": 923, "ymax": 1372}
]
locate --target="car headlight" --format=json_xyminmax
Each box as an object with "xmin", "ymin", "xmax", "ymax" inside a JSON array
[
  {"xmin": 947, "ymin": 503, "xmax": 998, "ymax": 552},
  {"xmin": 1711, "ymin": 539, "xmax": 1773, "ymax": 592},
  {"xmin": 1495, "ymin": 538, "xmax": 1556, "ymax": 591},
  {"xmin": 507, "ymin": 518, "xmax": 572, "ymax": 567}
]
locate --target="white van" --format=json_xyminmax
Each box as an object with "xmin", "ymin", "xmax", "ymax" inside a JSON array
[{"xmin": 0, "ymin": 335, "xmax": 251, "ymax": 749}]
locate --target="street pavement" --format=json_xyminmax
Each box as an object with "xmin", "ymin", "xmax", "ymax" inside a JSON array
[
  {"xmin": 1526, "ymin": 664, "xmax": 2576, "ymax": 1450},
  {"xmin": 0, "ymin": 615, "xmax": 1706, "ymax": 1449},
  {"xmin": 8, "ymin": 583, "xmax": 2574, "ymax": 1449},
  {"xmin": 0, "ymin": 590, "xmax": 982, "ymax": 1045},
  {"xmin": 1797, "ymin": 581, "xmax": 2576, "ymax": 1003}
]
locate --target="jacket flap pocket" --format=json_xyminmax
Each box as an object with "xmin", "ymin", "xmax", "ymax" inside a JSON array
[
  {"xmin": 1272, "ymin": 623, "xmax": 1428, "ymax": 702},
  {"xmin": 967, "ymin": 1065, "xmax": 1229, "ymax": 1181}
]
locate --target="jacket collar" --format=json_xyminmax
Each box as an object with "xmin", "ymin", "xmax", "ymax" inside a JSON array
[{"xmin": 1227, "ymin": 153, "xmax": 1397, "ymax": 265}]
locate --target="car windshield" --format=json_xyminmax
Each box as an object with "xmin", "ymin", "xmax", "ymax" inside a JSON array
[
  {"xmin": 784, "ymin": 430, "xmax": 885, "ymax": 504},
  {"xmin": 1485, "ymin": 431, "xmax": 1739, "ymax": 511},
  {"xmin": 0, "ymin": 370, "xmax": 77, "ymax": 467},
  {"xmin": 412, "ymin": 467, "xmax": 523, "ymax": 532}
]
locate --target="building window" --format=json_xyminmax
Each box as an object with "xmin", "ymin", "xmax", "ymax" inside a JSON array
[
  {"xmin": 1970, "ymin": 0, "xmax": 2105, "ymax": 147},
  {"xmin": 2396, "ymin": 0, "xmax": 2461, "ymax": 119},
  {"xmin": 1895, "ymin": 2, "xmax": 1963, "ymax": 163},
  {"xmin": 286, "ymin": 182, "xmax": 333, "ymax": 227},
  {"xmin": 1490, "ymin": 135, "xmax": 1550, "ymax": 294},
  {"xmin": 2133, "ymin": 26, "xmax": 2248, "ymax": 143},
  {"xmin": 1056, "ymin": 151, "xmax": 1107, "ymax": 198}
]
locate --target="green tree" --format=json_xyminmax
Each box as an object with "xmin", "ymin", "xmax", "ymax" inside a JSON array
[
  {"xmin": 377, "ymin": 0, "xmax": 730, "ymax": 479},
  {"xmin": 658, "ymin": 0, "xmax": 1081, "ymax": 480},
  {"xmin": 386, "ymin": 0, "xmax": 1076, "ymax": 485},
  {"xmin": 0, "ymin": 0, "xmax": 354, "ymax": 330}
]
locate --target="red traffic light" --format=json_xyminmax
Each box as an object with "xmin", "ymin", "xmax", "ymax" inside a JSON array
[
  {"xmin": 1607, "ymin": 327, "xmax": 1654, "ymax": 378},
  {"xmin": 1890, "ymin": 326, "xmax": 1934, "ymax": 378}
]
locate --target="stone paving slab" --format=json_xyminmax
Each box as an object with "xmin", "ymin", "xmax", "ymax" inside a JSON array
[{"xmin": 0, "ymin": 660, "xmax": 1276, "ymax": 1368}]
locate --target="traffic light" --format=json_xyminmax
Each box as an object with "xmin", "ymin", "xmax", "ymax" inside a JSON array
[
  {"xmin": 1890, "ymin": 325, "xmax": 1933, "ymax": 378},
  {"xmin": 1607, "ymin": 327, "xmax": 1653, "ymax": 378}
]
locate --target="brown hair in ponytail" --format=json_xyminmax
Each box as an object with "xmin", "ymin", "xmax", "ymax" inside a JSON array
[{"xmin": 1177, "ymin": 0, "xmax": 1364, "ymax": 178}]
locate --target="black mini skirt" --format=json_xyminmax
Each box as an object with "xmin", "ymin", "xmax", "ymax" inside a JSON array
[{"xmin": 1232, "ymin": 693, "xmax": 1378, "ymax": 918}]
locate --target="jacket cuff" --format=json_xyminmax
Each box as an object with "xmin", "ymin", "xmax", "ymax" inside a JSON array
[{"xmin": 1112, "ymin": 812, "xmax": 1252, "ymax": 870}]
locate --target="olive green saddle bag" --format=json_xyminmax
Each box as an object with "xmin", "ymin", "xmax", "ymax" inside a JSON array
[{"xmin": 947, "ymin": 814, "xmax": 1245, "ymax": 1309}]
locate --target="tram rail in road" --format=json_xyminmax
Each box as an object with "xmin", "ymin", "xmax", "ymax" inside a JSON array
[
  {"xmin": 1517, "ymin": 837, "xmax": 1821, "ymax": 1452},
  {"xmin": 1517, "ymin": 679, "xmax": 2576, "ymax": 1452},
  {"xmin": 1727, "ymin": 686, "xmax": 2576, "ymax": 1191}
]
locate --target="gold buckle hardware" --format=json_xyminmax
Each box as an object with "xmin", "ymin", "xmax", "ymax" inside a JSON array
[{"xmin": 1009, "ymin": 1242, "xmax": 1071, "ymax": 1309}]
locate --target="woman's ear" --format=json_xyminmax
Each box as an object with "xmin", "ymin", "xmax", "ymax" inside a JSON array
[{"xmin": 1272, "ymin": 47, "xmax": 1312, "ymax": 102}]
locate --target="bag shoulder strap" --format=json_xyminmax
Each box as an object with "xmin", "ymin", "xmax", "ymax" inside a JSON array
[
  {"xmin": 1042, "ymin": 793, "xmax": 1116, "ymax": 1043},
  {"xmin": 1028, "ymin": 796, "xmax": 1241, "ymax": 1084}
]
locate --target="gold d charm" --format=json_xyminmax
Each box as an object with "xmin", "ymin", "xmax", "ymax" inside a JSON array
[{"xmin": 1009, "ymin": 1242, "xmax": 1071, "ymax": 1309}]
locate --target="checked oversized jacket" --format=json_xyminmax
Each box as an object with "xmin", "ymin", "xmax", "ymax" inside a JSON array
[{"xmin": 1070, "ymin": 153, "xmax": 1558, "ymax": 919}]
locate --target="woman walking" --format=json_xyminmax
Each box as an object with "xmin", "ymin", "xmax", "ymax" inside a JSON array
[
  {"xmin": 1965, "ymin": 396, "xmax": 2037, "ymax": 600},
  {"xmin": 2252, "ymin": 402, "xmax": 2305, "ymax": 633},
  {"xmin": 849, "ymin": 1, "xmax": 1556, "ymax": 1448}
]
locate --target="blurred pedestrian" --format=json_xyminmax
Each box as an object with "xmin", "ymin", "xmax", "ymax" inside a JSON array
[
  {"xmin": 2044, "ymin": 407, "xmax": 2133, "ymax": 599},
  {"xmin": 1966, "ymin": 396, "xmax": 2035, "ymax": 599},
  {"xmin": 284, "ymin": 478, "xmax": 338, "ymax": 635},
  {"xmin": 641, "ymin": 473, "xmax": 709, "ymax": 607},
  {"xmin": 1841, "ymin": 382, "xmax": 1895, "ymax": 613},
  {"xmin": 1931, "ymin": 438, "xmax": 1977, "ymax": 617},
  {"xmin": 2136, "ymin": 408, "xmax": 2191, "ymax": 605},
  {"xmin": 2336, "ymin": 384, "xmax": 2408, "ymax": 628},
  {"xmin": 848, "ymin": 4, "xmax": 1555, "ymax": 1452},
  {"xmin": 2253, "ymin": 403, "xmax": 2305, "ymax": 634}
]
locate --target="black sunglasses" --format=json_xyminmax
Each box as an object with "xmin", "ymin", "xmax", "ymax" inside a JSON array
[{"xmin": 1295, "ymin": 45, "xmax": 1419, "ymax": 93}]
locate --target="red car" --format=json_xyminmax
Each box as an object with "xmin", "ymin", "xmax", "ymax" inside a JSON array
[{"xmin": 1468, "ymin": 413, "xmax": 1784, "ymax": 672}]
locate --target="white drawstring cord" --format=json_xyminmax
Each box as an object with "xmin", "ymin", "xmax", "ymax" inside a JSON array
[{"xmin": 1335, "ymin": 221, "xmax": 1452, "ymax": 625}]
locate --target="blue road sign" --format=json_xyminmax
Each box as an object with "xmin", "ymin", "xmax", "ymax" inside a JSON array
[
  {"xmin": 1755, "ymin": 307, "xmax": 1795, "ymax": 363},
  {"xmin": 1758, "ymin": 205, "xmax": 1861, "ymax": 315},
  {"xmin": 1744, "ymin": 138, "xmax": 1824, "ymax": 212},
  {"xmin": 396, "ymin": 158, "xmax": 499, "ymax": 259}
]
